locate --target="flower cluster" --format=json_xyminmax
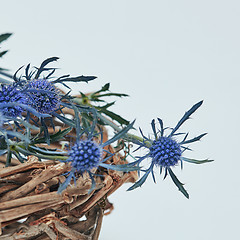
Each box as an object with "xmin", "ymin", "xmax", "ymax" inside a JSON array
[{"xmin": 0, "ymin": 56, "xmax": 211, "ymax": 198}]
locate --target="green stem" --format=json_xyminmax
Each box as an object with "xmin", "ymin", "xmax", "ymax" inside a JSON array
[
  {"xmin": 15, "ymin": 145, "xmax": 68, "ymax": 161},
  {"xmin": 96, "ymin": 113, "xmax": 152, "ymax": 148},
  {"xmin": 73, "ymin": 96, "xmax": 152, "ymax": 147}
]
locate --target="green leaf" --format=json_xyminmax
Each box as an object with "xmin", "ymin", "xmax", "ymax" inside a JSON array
[
  {"xmin": 168, "ymin": 168, "xmax": 189, "ymax": 199},
  {"xmin": 33, "ymin": 127, "xmax": 72, "ymax": 144},
  {"xmin": 29, "ymin": 145, "xmax": 66, "ymax": 155},
  {"xmin": 99, "ymin": 108, "xmax": 130, "ymax": 125},
  {"xmin": 97, "ymin": 102, "xmax": 115, "ymax": 110},
  {"xmin": 0, "ymin": 50, "xmax": 8, "ymax": 58},
  {"xmin": 93, "ymin": 83, "xmax": 110, "ymax": 95},
  {"xmin": 102, "ymin": 120, "xmax": 135, "ymax": 147},
  {"xmin": 99, "ymin": 162, "xmax": 140, "ymax": 172},
  {"xmin": 181, "ymin": 157, "xmax": 213, "ymax": 164},
  {"xmin": 0, "ymin": 33, "xmax": 12, "ymax": 44},
  {"xmin": 96, "ymin": 92, "xmax": 129, "ymax": 98}
]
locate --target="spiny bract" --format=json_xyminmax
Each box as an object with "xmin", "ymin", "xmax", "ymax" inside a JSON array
[{"xmin": 127, "ymin": 101, "xmax": 212, "ymax": 198}]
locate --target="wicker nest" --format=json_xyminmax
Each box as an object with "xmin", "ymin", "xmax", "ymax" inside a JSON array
[{"xmin": 0, "ymin": 101, "xmax": 138, "ymax": 240}]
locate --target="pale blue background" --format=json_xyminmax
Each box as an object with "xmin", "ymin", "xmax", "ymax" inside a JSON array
[{"xmin": 1, "ymin": 1, "xmax": 239, "ymax": 239}]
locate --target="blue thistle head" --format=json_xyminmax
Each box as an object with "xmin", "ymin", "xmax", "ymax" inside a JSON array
[
  {"xmin": 26, "ymin": 79, "xmax": 60, "ymax": 114},
  {"xmin": 57, "ymin": 120, "xmax": 139, "ymax": 194},
  {"xmin": 0, "ymin": 84, "xmax": 28, "ymax": 118},
  {"xmin": 68, "ymin": 140, "xmax": 102, "ymax": 173},
  {"xmin": 128, "ymin": 101, "xmax": 212, "ymax": 198},
  {"xmin": 150, "ymin": 136, "xmax": 181, "ymax": 167}
]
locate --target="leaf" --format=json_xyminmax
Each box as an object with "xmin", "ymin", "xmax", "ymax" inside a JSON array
[
  {"xmin": 38, "ymin": 118, "xmax": 50, "ymax": 145},
  {"xmin": 99, "ymin": 162, "xmax": 141, "ymax": 172},
  {"xmin": 151, "ymin": 119, "xmax": 157, "ymax": 139},
  {"xmin": 157, "ymin": 118, "xmax": 164, "ymax": 136},
  {"xmin": 127, "ymin": 170, "xmax": 151, "ymax": 191},
  {"xmin": 52, "ymin": 112, "xmax": 75, "ymax": 127},
  {"xmin": 0, "ymin": 102, "xmax": 51, "ymax": 118},
  {"xmin": 181, "ymin": 133, "xmax": 207, "ymax": 145},
  {"xmin": 35, "ymin": 57, "xmax": 59, "ymax": 79},
  {"xmin": 0, "ymin": 77, "xmax": 12, "ymax": 84},
  {"xmin": 95, "ymin": 92, "xmax": 129, "ymax": 98},
  {"xmin": 72, "ymin": 104, "xmax": 81, "ymax": 141},
  {"xmin": 97, "ymin": 102, "xmax": 115, "ymax": 110},
  {"xmin": 0, "ymin": 149, "xmax": 7, "ymax": 156},
  {"xmin": 32, "ymin": 127, "xmax": 72, "ymax": 144},
  {"xmin": 168, "ymin": 168, "xmax": 189, "ymax": 199},
  {"xmin": 57, "ymin": 171, "xmax": 75, "ymax": 194},
  {"xmin": 29, "ymin": 145, "xmax": 67, "ymax": 155},
  {"xmin": 170, "ymin": 101, "xmax": 203, "ymax": 137},
  {"xmin": 0, "ymin": 50, "xmax": 8, "ymax": 58},
  {"xmin": 102, "ymin": 120, "xmax": 135, "ymax": 147},
  {"xmin": 181, "ymin": 157, "xmax": 213, "ymax": 164},
  {"xmin": 5, "ymin": 130, "xmax": 30, "ymax": 143},
  {"xmin": 0, "ymin": 33, "xmax": 12, "ymax": 44},
  {"xmin": 99, "ymin": 108, "xmax": 130, "ymax": 125},
  {"xmin": 93, "ymin": 83, "xmax": 110, "ymax": 95},
  {"xmin": 52, "ymin": 75, "xmax": 97, "ymax": 84}
]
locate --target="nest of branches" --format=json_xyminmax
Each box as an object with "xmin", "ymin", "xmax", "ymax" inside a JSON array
[{"xmin": 0, "ymin": 103, "xmax": 137, "ymax": 240}]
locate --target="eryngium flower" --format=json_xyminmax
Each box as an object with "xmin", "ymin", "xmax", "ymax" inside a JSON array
[
  {"xmin": 26, "ymin": 79, "xmax": 60, "ymax": 114},
  {"xmin": 150, "ymin": 137, "xmax": 181, "ymax": 167},
  {"xmin": 57, "ymin": 121, "xmax": 140, "ymax": 194},
  {"xmin": 128, "ymin": 101, "xmax": 212, "ymax": 198},
  {"xmin": 0, "ymin": 84, "xmax": 28, "ymax": 118},
  {"xmin": 69, "ymin": 140, "xmax": 102, "ymax": 173}
]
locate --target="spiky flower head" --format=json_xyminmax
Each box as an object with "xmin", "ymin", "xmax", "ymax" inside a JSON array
[
  {"xmin": 150, "ymin": 136, "xmax": 181, "ymax": 167},
  {"xmin": 128, "ymin": 101, "xmax": 212, "ymax": 198},
  {"xmin": 68, "ymin": 140, "xmax": 102, "ymax": 173},
  {"xmin": 57, "ymin": 121, "xmax": 139, "ymax": 193},
  {"xmin": 0, "ymin": 84, "xmax": 28, "ymax": 118},
  {"xmin": 26, "ymin": 79, "xmax": 60, "ymax": 114}
]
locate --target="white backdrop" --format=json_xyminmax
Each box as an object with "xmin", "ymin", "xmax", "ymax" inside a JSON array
[{"xmin": 1, "ymin": 1, "xmax": 239, "ymax": 239}]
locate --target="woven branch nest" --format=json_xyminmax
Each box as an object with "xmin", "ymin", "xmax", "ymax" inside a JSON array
[{"xmin": 0, "ymin": 101, "xmax": 138, "ymax": 240}]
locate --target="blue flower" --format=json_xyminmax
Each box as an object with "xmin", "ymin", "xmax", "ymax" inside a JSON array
[
  {"xmin": 128, "ymin": 101, "xmax": 212, "ymax": 198},
  {"xmin": 150, "ymin": 137, "xmax": 182, "ymax": 167},
  {"xmin": 68, "ymin": 140, "xmax": 102, "ymax": 173},
  {"xmin": 26, "ymin": 79, "xmax": 60, "ymax": 114},
  {"xmin": 57, "ymin": 120, "xmax": 140, "ymax": 193},
  {"xmin": 0, "ymin": 84, "xmax": 28, "ymax": 118}
]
